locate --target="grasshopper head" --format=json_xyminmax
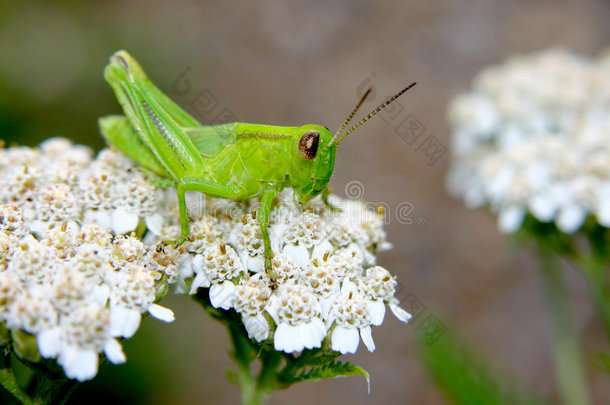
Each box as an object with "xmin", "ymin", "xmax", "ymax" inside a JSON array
[
  {"xmin": 289, "ymin": 83, "xmax": 416, "ymax": 203},
  {"xmin": 289, "ymin": 124, "xmax": 336, "ymax": 203}
]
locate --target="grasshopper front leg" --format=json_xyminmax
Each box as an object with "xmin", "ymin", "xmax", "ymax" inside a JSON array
[
  {"xmin": 177, "ymin": 179, "xmax": 277, "ymax": 276},
  {"xmin": 322, "ymin": 186, "xmax": 330, "ymax": 206},
  {"xmin": 322, "ymin": 186, "xmax": 342, "ymax": 213},
  {"xmin": 258, "ymin": 188, "xmax": 277, "ymax": 277}
]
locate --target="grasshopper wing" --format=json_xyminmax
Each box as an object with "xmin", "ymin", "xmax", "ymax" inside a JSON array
[
  {"xmin": 184, "ymin": 123, "xmax": 237, "ymax": 157},
  {"xmin": 99, "ymin": 115, "xmax": 173, "ymax": 178}
]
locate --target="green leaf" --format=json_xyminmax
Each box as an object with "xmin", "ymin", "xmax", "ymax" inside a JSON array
[
  {"xmin": 292, "ymin": 360, "xmax": 368, "ymax": 384},
  {"xmin": 418, "ymin": 327, "xmax": 547, "ymax": 405},
  {"xmin": 11, "ymin": 330, "xmax": 40, "ymax": 364}
]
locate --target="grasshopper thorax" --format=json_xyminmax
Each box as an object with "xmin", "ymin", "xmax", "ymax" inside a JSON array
[{"xmin": 289, "ymin": 124, "xmax": 336, "ymax": 203}]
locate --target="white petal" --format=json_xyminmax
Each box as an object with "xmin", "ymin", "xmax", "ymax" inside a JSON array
[
  {"xmin": 596, "ymin": 204, "xmax": 610, "ymax": 227},
  {"xmin": 556, "ymin": 204, "xmax": 586, "ymax": 234},
  {"xmin": 354, "ymin": 244, "xmax": 377, "ymax": 267},
  {"xmin": 265, "ymin": 295, "xmax": 280, "ymax": 324},
  {"xmin": 331, "ymin": 326, "xmax": 359, "ymax": 354},
  {"xmin": 148, "ymin": 304, "xmax": 175, "ymax": 322},
  {"xmin": 188, "ymin": 254, "xmax": 203, "ymax": 278},
  {"xmin": 65, "ymin": 220, "xmax": 81, "ymax": 235},
  {"xmin": 596, "ymin": 186, "xmax": 610, "ymax": 226},
  {"xmin": 319, "ymin": 294, "xmax": 339, "ymax": 320},
  {"xmin": 104, "ymin": 339, "xmax": 126, "ymax": 364},
  {"xmin": 270, "ymin": 223, "xmax": 288, "ymax": 252},
  {"xmin": 111, "ymin": 207, "xmax": 139, "ymax": 235},
  {"xmin": 340, "ymin": 280, "xmax": 358, "ymax": 295},
  {"xmin": 282, "ymin": 244, "xmax": 310, "ymax": 269},
  {"xmin": 487, "ymin": 167, "xmax": 513, "ymax": 201},
  {"xmin": 366, "ymin": 300, "xmax": 386, "ymax": 326},
  {"xmin": 174, "ymin": 282, "xmax": 188, "ymax": 295},
  {"xmin": 83, "ymin": 209, "xmax": 112, "ymax": 231},
  {"xmin": 360, "ymin": 326, "xmax": 375, "ymax": 352},
  {"xmin": 92, "ymin": 285, "xmax": 110, "ymax": 307},
  {"xmin": 242, "ymin": 314, "xmax": 269, "ymax": 342},
  {"xmin": 28, "ymin": 220, "xmax": 49, "ymax": 238},
  {"xmin": 109, "ymin": 306, "xmax": 141, "ymax": 338},
  {"xmin": 176, "ymin": 253, "xmax": 195, "ymax": 279},
  {"xmin": 378, "ymin": 241, "xmax": 393, "ymax": 252},
  {"xmin": 37, "ymin": 327, "xmax": 62, "ymax": 358},
  {"xmin": 528, "ymin": 195, "xmax": 556, "ymax": 222},
  {"xmin": 185, "ymin": 191, "xmax": 203, "ymax": 218},
  {"xmin": 245, "ymin": 254, "xmax": 265, "ymax": 273},
  {"xmin": 498, "ymin": 205, "xmax": 525, "ymax": 234},
  {"xmin": 306, "ymin": 318, "xmax": 327, "ymax": 348},
  {"xmin": 189, "ymin": 272, "xmax": 211, "ymax": 294},
  {"xmin": 274, "ymin": 323, "xmax": 300, "ymax": 352},
  {"xmin": 297, "ymin": 323, "xmax": 318, "ymax": 350},
  {"xmin": 311, "ymin": 240, "xmax": 333, "ymax": 261},
  {"xmin": 209, "ymin": 281, "xmax": 236, "ymax": 310},
  {"xmin": 144, "ymin": 213, "xmax": 164, "ymax": 236},
  {"xmin": 273, "ymin": 319, "xmax": 326, "ymax": 353},
  {"xmin": 59, "ymin": 346, "xmax": 99, "ymax": 382},
  {"xmin": 389, "ymin": 300, "xmax": 412, "ymax": 323}
]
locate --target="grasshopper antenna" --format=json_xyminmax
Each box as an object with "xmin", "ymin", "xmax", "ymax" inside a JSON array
[
  {"xmin": 330, "ymin": 82, "xmax": 416, "ymax": 146},
  {"xmin": 330, "ymin": 88, "xmax": 373, "ymax": 145}
]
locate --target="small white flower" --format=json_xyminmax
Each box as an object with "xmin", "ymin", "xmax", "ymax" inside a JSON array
[
  {"xmin": 328, "ymin": 281, "xmax": 374, "ymax": 354},
  {"xmin": 210, "ymin": 281, "xmax": 237, "ymax": 310},
  {"xmin": 234, "ymin": 274, "xmax": 272, "ymax": 341},
  {"xmin": 266, "ymin": 284, "xmax": 326, "ymax": 353}
]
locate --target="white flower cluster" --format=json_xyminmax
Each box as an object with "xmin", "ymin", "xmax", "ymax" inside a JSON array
[
  {"xmin": 0, "ymin": 137, "xmax": 412, "ymax": 382},
  {"xmin": 181, "ymin": 191, "xmax": 411, "ymax": 355},
  {"xmin": 0, "ymin": 139, "xmax": 176, "ymax": 381},
  {"xmin": 447, "ymin": 49, "xmax": 610, "ymax": 234}
]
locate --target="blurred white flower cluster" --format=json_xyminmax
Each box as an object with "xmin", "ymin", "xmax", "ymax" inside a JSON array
[
  {"xmin": 447, "ymin": 49, "xmax": 610, "ymax": 234},
  {"xmin": 0, "ymin": 137, "xmax": 411, "ymax": 383}
]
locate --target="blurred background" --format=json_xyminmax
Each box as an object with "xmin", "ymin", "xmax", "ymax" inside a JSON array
[{"xmin": 1, "ymin": 1, "xmax": 609, "ymax": 404}]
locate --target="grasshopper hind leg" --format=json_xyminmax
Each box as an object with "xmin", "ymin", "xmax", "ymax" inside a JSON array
[
  {"xmin": 138, "ymin": 167, "xmax": 177, "ymax": 188},
  {"xmin": 175, "ymin": 177, "xmax": 246, "ymax": 246},
  {"xmin": 99, "ymin": 115, "xmax": 174, "ymax": 179}
]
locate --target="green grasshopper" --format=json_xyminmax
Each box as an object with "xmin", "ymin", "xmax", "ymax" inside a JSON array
[{"xmin": 99, "ymin": 50, "xmax": 415, "ymax": 274}]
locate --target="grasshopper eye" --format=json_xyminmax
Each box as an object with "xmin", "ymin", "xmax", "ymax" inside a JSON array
[{"xmin": 299, "ymin": 131, "xmax": 319, "ymax": 160}]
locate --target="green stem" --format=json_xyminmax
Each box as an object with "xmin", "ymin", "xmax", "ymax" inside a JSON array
[
  {"xmin": 537, "ymin": 247, "xmax": 590, "ymax": 405},
  {"xmin": 27, "ymin": 366, "xmax": 77, "ymax": 405},
  {"xmin": 579, "ymin": 229, "xmax": 610, "ymax": 341},
  {"xmin": 0, "ymin": 355, "xmax": 38, "ymax": 405},
  {"xmin": 0, "ymin": 354, "xmax": 78, "ymax": 405},
  {"xmin": 227, "ymin": 322, "xmax": 271, "ymax": 405},
  {"xmin": 579, "ymin": 258, "xmax": 610, "ymax": 341},
  {"xmin": 191, "ymin": 291, "xmax": 363, "ymax": 403},
  {"xmin": 193, "ymin": 292, "xmax": 280, "ymax": 405}
]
